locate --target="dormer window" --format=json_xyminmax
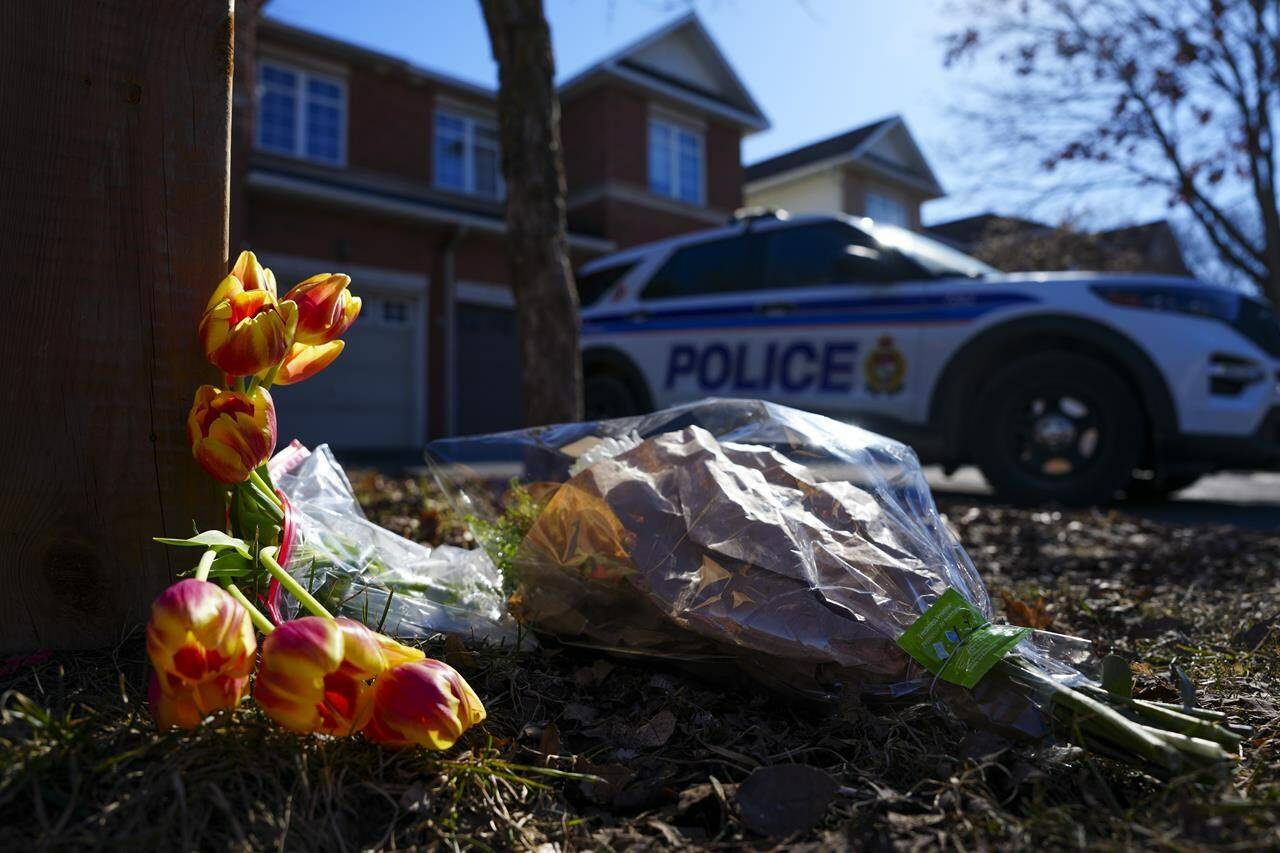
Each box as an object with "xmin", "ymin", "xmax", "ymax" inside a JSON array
[
  {"xmin": 255, "ymin": 60, "xmax": 346, "ymax": 166},
  {"xmin": 648, "ymin": 116, "xmax": 704, "ymax": 205},
  {"xmin": 865, "ymin": 190, "xmax": 908, "ymax": 227},
  {"xmin": 434, "ymin": 110, "xmax": 504, "ymax": 199}
]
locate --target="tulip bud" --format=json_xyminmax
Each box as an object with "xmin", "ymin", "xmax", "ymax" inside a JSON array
[
  {"xmin": 364, "ymin": 658, "xmax": 486, "ymax": 750},
  {"xmin": 284, "ymin": 273, "xmax": 361, "ymax": 345},
  {"xmin": 199, "ymin": 290, "xmax": 298, "ymax": 377},
  {"xmin": 205, "ymin": 251, "xmax": 280, "ymax": 315},
  {"xmin": 146, "ymin": 579, "xmax": 256, "ymax": 729},
  {"xmin": 254, "ymin": 617, "xmax": 424, "ymax": 736},
  {"xmin": 271, "ymin": 341, "xmax": 346, "ymax": 386},
  {"xmin": 230, "ymin": 250, "xmax": 278, "ymax": 299},
  {"xmin": 187, "ymin": 385, "xmax": 277, "ymax": 484}
]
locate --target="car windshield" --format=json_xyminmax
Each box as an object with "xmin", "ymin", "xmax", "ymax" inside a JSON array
[{"xmin": 863, "ymin": 221, "xmax": 1000, "ymax": 278}]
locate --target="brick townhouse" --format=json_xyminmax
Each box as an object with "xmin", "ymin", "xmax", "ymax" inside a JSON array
[{"xmin": 231, "ymin": 12, "xmax": 768, "ymax": 452}]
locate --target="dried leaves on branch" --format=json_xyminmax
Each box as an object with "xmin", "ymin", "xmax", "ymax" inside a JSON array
[{"xmin": 946, "ymin": 0, "xmax": 1280, "ymax": 299}]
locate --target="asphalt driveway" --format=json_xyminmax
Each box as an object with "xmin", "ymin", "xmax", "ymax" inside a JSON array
[{"xmin": 927, "ymin": 466, "xmax": 1280, "ymax": 530}]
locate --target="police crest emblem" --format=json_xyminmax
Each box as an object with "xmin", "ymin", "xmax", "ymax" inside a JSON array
[{"xmin": 864, "ymin": 336, "xmax": 906, "ymax": 395}]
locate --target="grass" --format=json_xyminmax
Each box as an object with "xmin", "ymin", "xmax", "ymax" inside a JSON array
[{"xmin": 0, "ymin": 473, "xmax": 1276, "ymax": 850}]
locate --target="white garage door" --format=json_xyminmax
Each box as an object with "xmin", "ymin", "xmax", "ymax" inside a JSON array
[{"xmin": 262, "ymin": 256, "xmax": 427, "ymax": 452}]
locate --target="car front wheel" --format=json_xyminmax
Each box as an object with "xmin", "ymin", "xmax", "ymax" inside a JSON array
[
  {"xmin": 584, "ymin": 372, "xmax": 643, "ymax": 421},
  {"xmin": 971, "ymin": 352, "xmax": 1144, "ymax": 506}
]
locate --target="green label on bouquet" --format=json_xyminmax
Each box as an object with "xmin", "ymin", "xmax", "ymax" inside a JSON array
[{"xmin": 897, "ymin": 588, "xmax": 1030, "ymax": 689}]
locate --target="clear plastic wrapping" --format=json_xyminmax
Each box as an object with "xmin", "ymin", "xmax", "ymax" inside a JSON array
[
  {"xmin": 427, "ymin": 398, "xmax": 1095, "ymax": 741},
  {"xmin": 273, "ymin": 443, "xmax": 520, "ymax": 645}
]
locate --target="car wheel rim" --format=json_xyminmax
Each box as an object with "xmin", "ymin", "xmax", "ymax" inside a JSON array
[{"xmin": 1008, "ymin": 392, "xmax": 1103, "ymax": 479}]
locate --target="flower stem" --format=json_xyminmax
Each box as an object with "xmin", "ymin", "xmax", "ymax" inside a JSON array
[
  {"xmin": 224, "ymin": 582, "xmax": 276, "ymax": 634},
  {"xmin": 259, "ymin": 365, "xmax": 279, "ymax": 390},
  {"xmin": 248, "ymin": 470, "xmax": 283, "ymax": 509},
  {"xmin": 260, "ymin": 546, "xmax": 332, "ymax": 619},
  {"xmin": 193, "ymin": 548, "xmax": 217, "ymax": 582}
]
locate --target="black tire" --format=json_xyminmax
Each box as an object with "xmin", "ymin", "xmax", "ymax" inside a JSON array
[
  {"xmin": 584, "ymin": 371, "xmax": 642, "ymax": 420},
  {"xmin": 970, "ymin": 352, "xmax": 1144, "ymax": 506}
]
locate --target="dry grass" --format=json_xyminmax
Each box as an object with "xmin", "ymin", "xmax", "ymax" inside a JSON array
[{"xmin": 1, "ymin": 473, "xmax": 1276, "ymax": 850}]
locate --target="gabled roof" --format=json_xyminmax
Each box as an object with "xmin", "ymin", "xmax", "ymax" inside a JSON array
[
  {"xmin": 558, "ymin": 13, "xmax": 769, "ymax": 133},
  {"xmin": 260, "ymin": 18, "xmax": 496, "ymax": 103},
  {"xmin": 744, "ymin": 115, "xmax": 944, "ymax": 197}
]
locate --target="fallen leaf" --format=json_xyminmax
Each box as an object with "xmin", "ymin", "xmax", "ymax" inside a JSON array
[
  {"xmin": 538, "ymin": 722, "xmax": 561, "ymax": 764},
  {"xmin": 735, "ymin": 764, "xmax": 837, "ymax": 838},
  {"xmin": 443, "ymin": 634, "xmax": 475, "ymax": 670},
  {"xmin": 635, "ymin": 709, "xmax": 677, "ymax": 748},
  {"xmin": 1000, "ymin": 592, "xmax": 1054, "ymax": 630},
  {"xmin": 562, "ymin": 702, "xmax": 597, "ymax": 724},
  {"xmin": 576, "ymin": 758, "xmax": 634, "ymax": 806}
]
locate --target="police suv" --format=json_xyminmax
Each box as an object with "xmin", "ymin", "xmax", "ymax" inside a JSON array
[{"xmin": 576, "ymin": 210, "xmax": 1280, "ymax": 505}]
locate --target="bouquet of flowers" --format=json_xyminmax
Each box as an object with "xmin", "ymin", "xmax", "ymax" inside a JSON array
[
  {"xmin": 428, "ymin": 399, "xmax": 1244, "ymax": 777},
  {"xmin": 147, "ymin": 252, "xmax": 485, "ymax": 748}
]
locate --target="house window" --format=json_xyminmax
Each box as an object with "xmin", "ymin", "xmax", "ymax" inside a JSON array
[
  {"xmin": 382, "ymin": 299, "xmax": 409, "ymax": 325},
  {"xmin": 648, "ymin": 117, "xmax": 704, "ymax": 205},
  {"xmin": 434, "ymin": 111, "xmax": 504, "ymax": 199},
  {"xmin": 256, "ymin": 61, "xmax": 345, "ymax": 165},
  {"xmin": 865, "ymin": 191, "xmax": 908, "ymax": 227}
]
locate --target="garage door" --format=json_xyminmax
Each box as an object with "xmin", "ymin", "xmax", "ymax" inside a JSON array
[
  {"xmin": 456, "ymin": 302, "xmax": 521, "ymax": 436},
  {"xmin": 259, "ymin": 256, "xmax": 426, "ymax": 453}
]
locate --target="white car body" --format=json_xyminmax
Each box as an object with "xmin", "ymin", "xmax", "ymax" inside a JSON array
[{"xmin": 577, "ymin": 213, "xmax": 1280, "ymax": 500}]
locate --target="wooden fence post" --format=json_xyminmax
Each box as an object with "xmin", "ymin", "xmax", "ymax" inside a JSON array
[{"xmin": 0, "ymin": 1, "xmax": 233, "ymax": 650}]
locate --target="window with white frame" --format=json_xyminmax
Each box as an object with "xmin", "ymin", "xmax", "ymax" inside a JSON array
[
  {"xmin": 434, "ymin": 110, "xmax": 503, "ymax": 199},
  {"xmin": 864, "ymin": 190, "xmax": 909, "ymax": 227},
  {"xmin": 256, "ymin": 60, "xmax": 345, "ymax": 165},
  {"xmin": 648, "ymin": 117, "xmax": 704, "ymax": 205}
]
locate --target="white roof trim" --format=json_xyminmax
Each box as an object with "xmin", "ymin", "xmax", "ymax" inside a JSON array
[
  {"xmin": 744, "ymin": 117, "xmax": 944, "ymax": 197},
  {"xmin": 558, "ymin": 12, "xmax": 768, "ymax": 132},
  {"xmin": 850, "ymin": 117, "xmax": 944, "ymax": 194},
  {"xmin": 262, "ymin": 18, "xmax": 496, "ymax": 102}
]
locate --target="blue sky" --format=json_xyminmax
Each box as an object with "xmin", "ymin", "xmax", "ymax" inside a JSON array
[{"xmin": 261, "ymin": 0, "xmax": 1158, "ymax": 227}]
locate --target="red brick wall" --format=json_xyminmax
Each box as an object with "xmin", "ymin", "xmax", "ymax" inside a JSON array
[
  {"xmin": 346, "ymin": 68, "xmax": 434, "ymax": 182},
  {"xmin": 455, "ymin": 233, "xmax": 509, "ymax": 283},
  {"xmin": 249, "ymin": 196, "xmax": 439, "ymax": 273},
  {"xmin": 601, "ymin": 198, "xmax": 724, "ymax": 249},
  {"xmin": 561, "ymin": 85, "xmax": 648, "ymax": 194},
  {"xmin": 706, "ymin": 119, "xmax": 743, "ymax": 211}
]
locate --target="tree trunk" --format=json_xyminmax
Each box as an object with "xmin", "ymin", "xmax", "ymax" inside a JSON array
[
  {"xmin": 0, "ymin": 0, "xmax": 231, "ymax": 650},
  {"xmin": 480, "ymin": 0, "xmax": 583, "ymax": 427}
]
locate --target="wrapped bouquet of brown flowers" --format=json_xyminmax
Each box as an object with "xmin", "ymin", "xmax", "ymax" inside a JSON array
[{"xmin": 428, "ymin": 399, "xmax": 1244, "ymax": 777}]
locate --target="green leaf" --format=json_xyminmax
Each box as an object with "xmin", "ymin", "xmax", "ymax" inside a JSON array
[
  {"xmin": 204, "ymin": 550, "xmax": 256, "ymax": 580},
  {"xmin": 1171, "ymin": 661, "xmax": 1197, "ymax": 711},
  {"xmin": 1101, "ymin": 654, "xmax": 1133, "ymax": 699},
  {"xmin": 154, "ymin": 530, "xmax": 252, "ymax": 559}
]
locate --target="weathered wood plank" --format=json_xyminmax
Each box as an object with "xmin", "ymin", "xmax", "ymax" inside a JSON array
[{"xmin": 0, "ymin": 1, "xmax": 233, "ymax": 650}]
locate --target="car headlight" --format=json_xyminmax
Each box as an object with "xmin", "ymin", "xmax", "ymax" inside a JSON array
[{"xmin": 1090, "ymin": 284, "xmax": 1239, "ymax": 323}]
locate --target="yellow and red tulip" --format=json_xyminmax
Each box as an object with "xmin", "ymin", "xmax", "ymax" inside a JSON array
[
  {"xmin": 230, "ymin": 250, "xmax": 278, "ymax": 300},
  {"xmin": 364, "ymin": 658, "xmax": 486, "ymax": 750},
  {"xmin": 272, "ymin": 341, "xmax": 346, "ymax": 386},
  {"xmin": 284, "ymin": 273, "xmax": 361, "ymax": 345},
  {"xmin": 187, "ymin": 385, "xmax": 277, "ymax": 484},
  {"xmin": 146, "ymin": 579, "xmax": 256, "ymax": 728},
  {"xmin": 254, "ymin": 616, "xmax": 423, "ymax": 736},
  {"xmin": 148, "ymin": 671, "xmax": 250, "ymax": 731},
  {"xmin": 205, "ymin": 250, "xmax": 279, "ymax": 313},
  {"xmin": 199, "ymin": 289, "xmax": 298, "ymax": 377}
]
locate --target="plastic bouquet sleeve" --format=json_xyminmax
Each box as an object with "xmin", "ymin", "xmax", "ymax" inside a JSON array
[
  {"xmin": 272, "ymin": 442, "xmax": 522, "ymax": 645},
  {"xmin": 426, "ymin": 399, "xmax": 1239, "ymax": 775}
]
